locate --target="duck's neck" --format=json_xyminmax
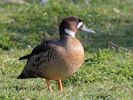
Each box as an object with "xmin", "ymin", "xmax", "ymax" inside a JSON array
[
  {"xmin": 59, "ymin": 28, "xmax": 76, "ymax": 39},
  {"xmin": 59, "ymin": 34, "xmax": 74, "ymax": 41},
  {"xmin": 64, "ymin": 29, "xmax": 76, "ymax": 38},
  {"xmin": 59, "ymin": 35, "xmax": 83, "ymax": 51}
]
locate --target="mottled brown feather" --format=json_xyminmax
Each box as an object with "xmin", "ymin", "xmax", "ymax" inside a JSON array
[{"xmin": 18, "ymin": 36, "xmax": 84, "ymax": 80}]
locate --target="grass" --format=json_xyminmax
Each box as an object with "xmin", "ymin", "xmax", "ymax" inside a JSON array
[
  {"xmin": 0, "ymin": 0, "xmax": 133, "ymax": 99},
  {"xmin": 0, "ymin": 0, "xmax": 133, "ymax": 49},
  {"xmin": 0, "ymin": 48, "xmax": 133, "ymax": 99}
]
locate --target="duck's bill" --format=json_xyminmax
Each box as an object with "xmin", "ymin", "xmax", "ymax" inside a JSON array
[{"xmin": 81, "ymin": 25, "xmax": 95, "ymax": 34}]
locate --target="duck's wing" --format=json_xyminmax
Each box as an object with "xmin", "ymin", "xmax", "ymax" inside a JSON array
[
  {"xmin": 18, "ymin": 40, "xmax": 54, "ymax": 61},
  {"xmin": 17, "ymin": 40, "xmax": 57, "ymax": 79}
]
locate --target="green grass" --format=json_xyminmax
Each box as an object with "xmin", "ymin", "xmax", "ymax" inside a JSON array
[
  {"xmin": 0, "ymin": 0, "xmax": 133, "ymax": 99},
  {"xmin": 0, "ymin": 48, "xmax": 133, "ymax": 99},
  {"xmin": 0, "ymin": 0, "xmax": 133, "ymax": 49}
]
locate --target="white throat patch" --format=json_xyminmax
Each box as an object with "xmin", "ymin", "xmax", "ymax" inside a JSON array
[
  {"xmin": 64, "ymin": 29, "xmax": 76, "ymax": 38},
  {"xmin": 77, "ymin": 22, "xmax": 83, "ymax": 28}
]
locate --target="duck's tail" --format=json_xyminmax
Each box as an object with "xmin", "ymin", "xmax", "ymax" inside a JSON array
[
  {"xmin": 17, "ymin": 73, "xmax": 26, "ymax": 79},
  {"xmin": 18, "ymin": 54, "xmax": 30, "ymax": 60}
]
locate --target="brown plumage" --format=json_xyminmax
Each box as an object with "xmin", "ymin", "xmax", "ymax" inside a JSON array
[{"xmin": 18, "ymin": 16, "xmax": 95, "ymax": 92}]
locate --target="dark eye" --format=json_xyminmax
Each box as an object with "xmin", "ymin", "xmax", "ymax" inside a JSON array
[{"xmin": 78, "ymin": 19, "xmax": 82, "ymax": 22}]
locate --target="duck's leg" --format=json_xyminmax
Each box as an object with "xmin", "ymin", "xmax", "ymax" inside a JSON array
[
  {"xmin": 46, "ymin": 79, "xmax": 53, "ymax": 92},
  {"xmin": 58, "ymin": 79, "xmax": 63, "ymax": 92}
]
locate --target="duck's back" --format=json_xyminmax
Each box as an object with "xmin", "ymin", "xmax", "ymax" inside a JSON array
[{"xmin": 18, "ymin": 37, "xmax": 84, "ymax": 80}]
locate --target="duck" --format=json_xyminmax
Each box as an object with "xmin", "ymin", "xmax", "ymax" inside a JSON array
[{"xmin": 18, "ymin": 16, "xmax": 95, "ymax": 92}]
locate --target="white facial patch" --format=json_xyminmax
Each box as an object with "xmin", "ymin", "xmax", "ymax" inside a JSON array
[
  {"xmin": 77, "ymin": 22, "xmax": 83, "ymax": 28},
  {"xmin": 64, "ymin": 29, "xmax": 76, "ymax": 38}
]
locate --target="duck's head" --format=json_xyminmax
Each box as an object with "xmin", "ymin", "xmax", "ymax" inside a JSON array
[{"xmin": 59, "ymin": 16, "xmax": 95, "ymax": 39}]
